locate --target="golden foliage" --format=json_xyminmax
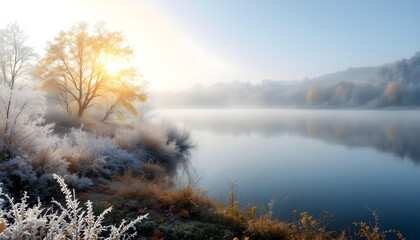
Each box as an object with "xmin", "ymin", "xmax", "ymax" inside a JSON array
[
  {"xmin": 35, "ymin": 22, "xmax": 146, "ymax": 119},
  {"xmin": 102, "ymin": 80, "xmax": 147, "ymax": 121},
  {"xmin": 353, "ymin": 208, "xmax": 405, "ymax": 240},
  {"xmin": 306, "ymin": 85, "xmax": 324, "ymax": 105},
  {"xmin": 384, "ymin": 81, "xmax": 403, "ymax": 103}
]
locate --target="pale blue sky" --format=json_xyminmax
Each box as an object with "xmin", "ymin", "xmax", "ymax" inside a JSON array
[
  {"xmin": 1, "ymin": 0, "xmax": 419, "ymax": 90},
  {"xmin": 153, "ymin": 0, "xmax": 420, "ymax": 81}
]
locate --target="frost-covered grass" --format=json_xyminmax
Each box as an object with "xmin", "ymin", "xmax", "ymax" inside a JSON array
[
  {"xmin": 112, "ymin": 121, "xmax": 194, "ymax": 175},
  {"xmin": 0, "ymin": 51, "xmax": 197, "ymax": 239},
  {"xmin": 0, "ymin": 81, "xmax": 194, "ymax": 198},
  {"xmin": 0, "ymin": 83, "xmax": 66, "ymax": 198},
  {"xmin": 0, "ymin": 174, "xmax": 147, "ymax": 240}
]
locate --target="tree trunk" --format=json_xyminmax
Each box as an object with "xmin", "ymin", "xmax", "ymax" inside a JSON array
[
  {"xmin": 101, "ymin": 113, "xmax": 109, "ymax": 122},
  {"xmin": 77, "ymin": 107, "xmax": 84, "ymax": 118}
]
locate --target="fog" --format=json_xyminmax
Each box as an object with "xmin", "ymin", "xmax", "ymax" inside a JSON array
[
  {"xmin": 161, "ymin": 109, "xmax": 420, "ymax": 164},
  {"xmin": 154, "ymin": 52, "xmax": 420, "ymax": 108}
]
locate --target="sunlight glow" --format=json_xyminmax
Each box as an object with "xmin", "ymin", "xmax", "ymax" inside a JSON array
[
  {"xmin": 0, "ymin": 0, "xmax": 237, "ymax": 91},
  {"xmin": 105, "ymin": 61, "xmax": 122, "ymax": 75}
]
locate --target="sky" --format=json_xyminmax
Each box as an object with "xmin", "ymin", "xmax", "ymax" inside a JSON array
[{"xmin": 0, "ymin": 0, "xmax": 419, "ymax": 91}]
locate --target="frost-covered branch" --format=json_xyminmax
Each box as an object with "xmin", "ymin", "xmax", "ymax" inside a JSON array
[{"xmin": 0, "ymin": 174, "xmax": 147, "ymax": 240}]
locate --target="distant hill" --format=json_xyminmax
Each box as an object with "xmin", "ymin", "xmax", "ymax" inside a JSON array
[
  {"xmin": 309, "ymin": 66, "xmax": 380, "ymax": 84},
  {"xmin": 153, "ymin": 52, "xmax": 420, "ymax": 109}
]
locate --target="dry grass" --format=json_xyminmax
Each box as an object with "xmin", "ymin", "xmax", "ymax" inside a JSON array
[
  {"xmin": 353, "ymin": 207, "xmax": 405, "ymax": 240},
  {"xmin": 247, "ymin": 218, "xmax": 290, "ymax": 240},
  {"xmin": 110, "ymin": 169, "xmax": 213, "ymax": 222},
  {"xmin": 111, "ymin": 162, "xmax": 171, "ymax": 200},
  {"xmin": 104, "ymin": 174, "xmax": 401, "ymax": 240},
  {"xmin": 160, "ymin": 184, "xmax": 214, "ymax": 210},
  {"xmin": 139, "ymin": 162, "xmax": 167, "ymax": 182},
  {"xmin": 213, "ymin": 183, "xmax": 350, "ymax": 240},
  {"xmin": 111, "ymin": 169, "xmax": 164, "ymax": 200}
]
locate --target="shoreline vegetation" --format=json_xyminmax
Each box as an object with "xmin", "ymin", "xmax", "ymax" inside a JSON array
[
  {"xmin": 0, "ymin": 146, "xmax": 407, "ymax": 239},
  {"xmin": 81, "ymin": 167, "xmax": 406, "ymax": 240}
]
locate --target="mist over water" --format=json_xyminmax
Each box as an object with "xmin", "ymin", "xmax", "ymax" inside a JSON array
[{"xmin": 160, "ymin": 109, "xmax": 420, "ymax": 238}]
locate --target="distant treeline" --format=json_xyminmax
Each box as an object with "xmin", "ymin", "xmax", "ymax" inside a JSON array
[{"xmin": 154, "ymin": 52, "xmax": 420, "ymax": 108}]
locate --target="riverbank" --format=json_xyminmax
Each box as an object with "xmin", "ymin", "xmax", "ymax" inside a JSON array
[{"xmin": 80, "ymin": 170, "xmax": 403, "ymax": 240}]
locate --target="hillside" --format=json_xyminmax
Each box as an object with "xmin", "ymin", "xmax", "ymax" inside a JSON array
[{"xmin": 153, "ymin": 52, "xmax": 420, "ymax": 108}]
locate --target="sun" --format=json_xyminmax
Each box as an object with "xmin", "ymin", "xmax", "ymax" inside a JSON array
[
  {"xmin": 98, "ymin": 51, "xmax": 123, "ymax": 76},
  {"xmin": 105, "ymin": 61, "xmax": 122, "ymax": 75}
]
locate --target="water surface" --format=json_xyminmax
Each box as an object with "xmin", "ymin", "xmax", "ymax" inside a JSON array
[{"xmin": 160, "ymin": 109, "xmax": 420, "ymax": 238}]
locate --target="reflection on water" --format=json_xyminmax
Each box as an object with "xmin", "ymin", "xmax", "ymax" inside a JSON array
[
  {"xmin": 161, "ymin": 109, "xmax": 420, "ymax": 163},
  {"xmin": 160, "ymin": 109, "xmax": 420, "ymax": 238}
]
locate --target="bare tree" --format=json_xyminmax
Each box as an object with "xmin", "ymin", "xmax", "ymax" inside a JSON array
[
  {"xmin": 0, "ymin": 22, "xmax": 36, "ymax": 134},
  {"xmin": 101, "ymin": 80, "xmax": 146, "ymax": 122},
  {"xmin": 135, "ymin": 82, "xmax": 156, "ymax": 122},
  {"xmin": 36, "ymin": 22, "xmax": 146, "ymax": 119}
]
